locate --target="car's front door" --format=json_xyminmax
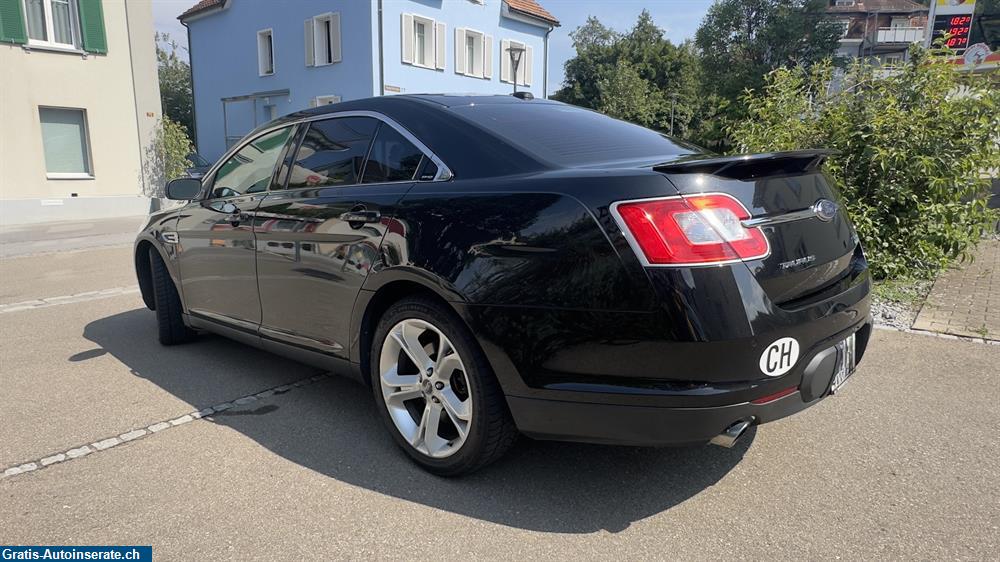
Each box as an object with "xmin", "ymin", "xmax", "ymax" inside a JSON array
[
  {"xmin": 174, "ymin": 125, "xmax": 295, "ymax": 332},
  {"xmin": 255, "ymin": 116, "xmax": 428, "ymax": 358}
]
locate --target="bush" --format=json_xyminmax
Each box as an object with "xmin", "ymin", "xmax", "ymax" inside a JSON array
[
  {"xmin": 730, "ymin": 46, "xmax": 1000, "ymax": 280},
  {"xmin": 145, "ymin": 116, "xmax": 194, "ymax": 198}
]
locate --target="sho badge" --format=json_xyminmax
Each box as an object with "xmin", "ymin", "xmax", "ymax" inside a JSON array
[{"xmin": 759, "ymin": 337, "xmax": 799, "ymax": 377}]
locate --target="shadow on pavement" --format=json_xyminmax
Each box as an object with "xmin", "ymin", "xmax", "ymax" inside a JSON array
[{"xmin": 83, "ymin": 309, "xmax": 752, "ymax": 533}]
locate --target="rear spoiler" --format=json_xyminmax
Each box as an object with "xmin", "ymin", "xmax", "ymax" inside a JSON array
[{"xmin": 653, "ymin": 150, "xmax": 836, "ymax": 179}]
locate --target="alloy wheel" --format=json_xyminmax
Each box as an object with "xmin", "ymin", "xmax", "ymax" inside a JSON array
[{"xmin": 378, "ymin": 318, "xmax": 473, "ymax": 458}]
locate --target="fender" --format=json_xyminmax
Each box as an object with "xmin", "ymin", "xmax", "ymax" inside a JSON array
[{"xmin": 134, "ymin": 213, "xmax": 182, "ymax": 311}]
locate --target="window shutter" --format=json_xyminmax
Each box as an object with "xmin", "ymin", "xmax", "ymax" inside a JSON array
[
  {"xmin": 434, "ymin": 21, "xmax": 445, "ymax": 70},
  {"xmin": 500, "ymin": 39, "xmax": 510, "ymax": 83},
  {"xmin": 524, "ymin": 45, "xmax": 533, "ymax": 86},
  {"xmin": 483, "ymin": 34, "xmax": 493, "ymax": 79},
  {"xmin": 330, "ymin": 13, "xmax": 341, "ymax": 63},
  {"xmin": 304, "ymin": 19, "xmax": 315, "ymax": 66},
  {"xmin": 0, "ymin": 0, "xmax": 28, "ymax": 44},
  {"xmin": 77, "ymin": 0, "xmax": 108, "ymax": 54},
  {"xmin": 401, "ymin": 13, "xmax": 413, "ymax": 64},
  {"xmin": 454, "ymin": 28, "xmax": 466, "ymax": 75}
]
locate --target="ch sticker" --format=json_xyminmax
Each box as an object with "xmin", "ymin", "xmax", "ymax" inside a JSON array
[{"xmin": 759, "ymin": 337, "xmax": 799, "ymax": 377}]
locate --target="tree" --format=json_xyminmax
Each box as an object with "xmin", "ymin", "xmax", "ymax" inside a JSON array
[
  {"xmin": 695, "ymin": 0, "xmax": 842, "ymax": 104},
  {"xmin": 553, "ymin": 11, "xmax": 702, "ymax": 138},
  {"xmin": 597, "ymin": 60, "xmax": 665, "ymax": 128},
  {"xmin": 144, "ymin": 116, "xmax": 194, "ymax": 198},
  {"xmin": 156, "ymin": 32, "xmax": 194, "ymax": 137}
]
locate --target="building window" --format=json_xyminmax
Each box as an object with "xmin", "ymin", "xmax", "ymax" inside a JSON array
[
  {"xmin": 257, "ymin": 29, "xmax": 274, "ymax": 76},
  {"xmin": 401, "ymin": 13, "xmax": 444, "ymax": 70},
  {"xmin": 500, "ymin": 39, "xmax": 532, "ymax": 87},
  {"xmin": 834, "ymin": 0, "xmax": 856, "ymax": 6},
  {"xmin": 38, "ymin": 107, "xmax": 92, "ymax": 179},
  {"xmin": 24, "ymin": 0, "xmax": 80, "ymax": 49},
  {"xmin": 310, "ymin": 95, "xmax": 342, "ymax": 107},
  {"xmin": 305, "ymin": 12, "xmax": 341, "ymax": 67},
  {"xmin": 455, "ymin": 28, "xmax": 491, "ymax": 78}
]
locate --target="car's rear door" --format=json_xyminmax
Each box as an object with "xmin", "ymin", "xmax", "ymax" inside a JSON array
[
  {"xmin": 254, "ymin": 115, "xmax": 426, "ymax": 358},
  {"xmin": 174, "ymin": 125, "xmax": 295, "ymax": 332}
]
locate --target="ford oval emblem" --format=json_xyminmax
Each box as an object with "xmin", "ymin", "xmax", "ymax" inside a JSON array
[{"xmin": 813, "ymin": 199, "xmax": 838, "ymax": 222}]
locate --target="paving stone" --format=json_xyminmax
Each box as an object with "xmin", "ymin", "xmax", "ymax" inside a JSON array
[
  {"xmin": 92, "ymin": 437, "xmax": 121, "ymax": 450},
  {"xmin": 119, "ymin": 429, "xmax": 147, "ymax": 442},
  {"xmin": 914, "ymin": 240, "xmax": 1000, "ymax": 341},
  {"xmin": 148, "ymin": 422, "xmax": 171, "ymax": 432}
]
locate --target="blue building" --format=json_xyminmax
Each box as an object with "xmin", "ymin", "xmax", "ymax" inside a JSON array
[{"xmin": 179, "ymin": 0, "xmax": 560, "ymax": 160}]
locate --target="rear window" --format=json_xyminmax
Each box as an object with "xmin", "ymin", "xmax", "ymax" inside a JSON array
[{"xmin": 450, "ymin": 103, "xmax": 700, "ymax": 167}]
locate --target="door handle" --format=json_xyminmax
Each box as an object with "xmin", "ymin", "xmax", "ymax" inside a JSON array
[{"xmin": 340, "ymin": 210, "xmax": 381, "ymax": 224}]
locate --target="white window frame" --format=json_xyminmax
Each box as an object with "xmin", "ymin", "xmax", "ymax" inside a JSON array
[
  {"xmin": 401, "ymin": 13, "xmax": 444, "ymax": 71},
  {"xmin": 23, "ymin": 0, "xmax": 82, "ymax": 50},
  {"xmin": 257, "ymin": 28, "xmax": 275, "ymax": 76},
  {"xmin": 307, "ymin": 12, "xmax": 341, "ymax": 67},
  {"xmin": 38, "ymin": 106, "xmax": 94, "ymax": 180},
  {"xmin": 500, "ymin": 39, "xmax": 532, "ymax": 87},
  {"xmin": 412, "ymin": 15, "xmax": 433, "ymax": 69},
  {"xmin": 456, "ymin": 28, "xmax": 490, "ymax": 79}
]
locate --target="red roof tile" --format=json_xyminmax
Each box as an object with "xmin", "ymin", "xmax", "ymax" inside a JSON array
[
  {"xmin": 506, "ymin": 0, "xmax": 560, "ymax": 26},
  {"xmin": 178, "ymin": 0, "xmax": 224, "ymax": 21}
]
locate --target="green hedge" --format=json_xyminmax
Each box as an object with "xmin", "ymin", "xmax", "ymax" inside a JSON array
[{"xmin": 730, "ymin": 46, "xmax": 999, "ymax": 280}]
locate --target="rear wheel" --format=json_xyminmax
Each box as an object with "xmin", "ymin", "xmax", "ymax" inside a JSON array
[
  {"xmin": 148, "ymin": 250, "xmax": 194, "ymax": 345},
  {"xmin": 371, "ymin": 297, "xmax": 518, "ymax": 476}
]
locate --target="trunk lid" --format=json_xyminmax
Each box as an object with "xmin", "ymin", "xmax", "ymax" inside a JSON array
[{"xmin": 655, "ymin": 151, "xmax": 860, "ymax": 305}]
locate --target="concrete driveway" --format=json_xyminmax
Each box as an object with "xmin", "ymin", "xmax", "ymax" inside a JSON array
[{"xmin": 1, "ymin": 245, "xmax": 998, "ymax": 560}]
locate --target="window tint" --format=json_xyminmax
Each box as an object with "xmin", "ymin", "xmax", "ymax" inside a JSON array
[
  {"xmin": 450, "ymin": 103, "xmax": 701, "ymax": 167},
  {"xmin": 362, "ymin": 124, "xmax": 424, "ymax": 183},
  {"xmin": 286, "ymin": 117, "xmax": 378, "ymax": 189},
  {"xmin": 211, "ymin": 126, "xmax": 292, "ymax": 198}
]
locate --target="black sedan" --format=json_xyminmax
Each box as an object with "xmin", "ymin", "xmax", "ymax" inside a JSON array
[{"xmin": 135, "ymin": 95, "xmax": 872, "ymax": 475}]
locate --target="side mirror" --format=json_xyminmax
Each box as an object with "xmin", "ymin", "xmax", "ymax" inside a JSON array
[{"xmin": 165, "ymin": 178, "xmax": 202, "ymax": 200}]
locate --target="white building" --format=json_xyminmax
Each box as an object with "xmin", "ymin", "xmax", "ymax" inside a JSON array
[{"xmin": 0, "ymin": 0, "xmax": 162, "ymax": 225}]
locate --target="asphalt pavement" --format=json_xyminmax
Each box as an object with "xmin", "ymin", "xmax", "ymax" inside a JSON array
[{"xmin": 1, "ymin": 240, "xmax": 998, "ymax": 560}]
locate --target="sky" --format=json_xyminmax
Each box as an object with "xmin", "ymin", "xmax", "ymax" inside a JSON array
[{"xmin": 151, "ymin": 0, "xmax": 714, "ymax": 96}]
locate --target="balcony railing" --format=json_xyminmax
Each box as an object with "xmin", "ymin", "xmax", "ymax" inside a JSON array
[{"xmin": 876, "ymin": 27, "xmax": 924, "ymax": 44}]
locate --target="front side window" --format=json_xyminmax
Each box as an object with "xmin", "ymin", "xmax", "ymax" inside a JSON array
[
  {"xmin": 38, "ymin": 106, "xmax": 91, "ymax": 178},
  {"xmin": 285, "ymin": 117, "xmax": 378, "ymax": 189},
  {"xmin": 362, "ymin": 124, "xmax": 424, "ymax": 184},
  {"xmin": 24, "ymin": 0, "xmax": 79, "ymax": 48},
  {"xmin": 211, "ymin": 127, "xmax": 292, "ymax": 198},
  {"xmin": 257, "ymin": 29, "xmax": 274, "ymax": 75}
]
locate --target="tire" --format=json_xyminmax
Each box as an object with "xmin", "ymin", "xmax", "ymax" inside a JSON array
[
  {"xmin": 371, "ymin": 297, "xmax": 518, "ymax": 476},
  {"xmin": 148, "ymin": 250, "xmax": 194, "ymax": 345}
]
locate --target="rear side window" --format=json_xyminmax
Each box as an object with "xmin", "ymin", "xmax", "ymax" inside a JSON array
[
  {"xmin": 286, "ymin": 117, "xmax": 378, "ymax": 189},
  {"xmin": 362, "ymin": 124, "xmax": 424, "ymax": 183},
  {"xmin": 211, "ymin": 126, "xmax": 293, "ymax": 198},
  {"xmin": 450, "ymin": 103, "xmax": 701, "ymax": 167}
]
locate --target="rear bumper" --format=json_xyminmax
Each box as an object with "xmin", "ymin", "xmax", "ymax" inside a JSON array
[{"xmin": 507, "ymin": 319, "xmax": 872, "ymax": 447}]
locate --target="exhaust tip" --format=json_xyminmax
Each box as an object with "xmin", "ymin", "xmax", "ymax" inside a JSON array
[{"xmin": 710, "ymin": 419, "xmax": 753, "ymax": 449}]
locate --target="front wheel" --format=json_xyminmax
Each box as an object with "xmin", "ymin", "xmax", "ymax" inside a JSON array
[
  {"xmin": 148, "ymin": 250, "xmax": 195, "ymax": 346},
  {"xmin": 371, "ymin": 297, "xmax": 518, "ymax": 476}
]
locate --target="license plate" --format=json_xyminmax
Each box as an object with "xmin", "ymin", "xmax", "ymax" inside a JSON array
[{"xmin": 829, "ymin": 332, "xmax": 857, "ymax": 394}]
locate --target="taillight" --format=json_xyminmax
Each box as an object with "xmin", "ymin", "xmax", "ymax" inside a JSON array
[{"xmin": 612, "ymin": 193, "xmax": 770, "ymax": 266}]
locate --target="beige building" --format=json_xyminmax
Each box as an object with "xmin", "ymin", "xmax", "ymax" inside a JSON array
[{"xmin": 0, "ymin": 0, "xmax": 161, "ymax": 224}]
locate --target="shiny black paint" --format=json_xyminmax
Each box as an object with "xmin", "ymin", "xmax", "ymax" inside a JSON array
[{"xmin": 135, "ymin": 95, "xmax": 872, "ymax": 447}]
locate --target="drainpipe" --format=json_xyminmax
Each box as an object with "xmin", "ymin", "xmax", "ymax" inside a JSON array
[
  {"xmin": 377, "ymin": 0, "xmax": 385, "ymax": 96},
  {"xmin": 183, "ymin": 19, "xmax": 197, "ymax": 149},
  {"xmin": 543, "ymin": 23, "xmax": 553, "ymax": 99}
]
